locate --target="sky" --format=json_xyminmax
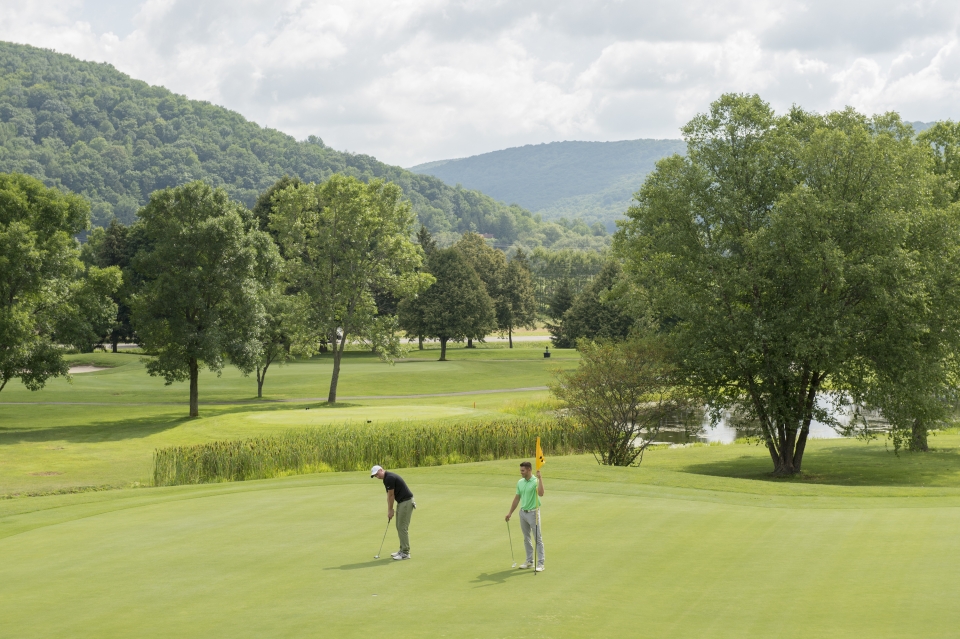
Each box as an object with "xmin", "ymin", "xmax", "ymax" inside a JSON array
[{"xmin": 2, "ymin": 0, "xmax": 960, "ymax": 167}]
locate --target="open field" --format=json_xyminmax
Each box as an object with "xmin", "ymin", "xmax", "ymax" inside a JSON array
[{"xmin": 5, "ymin": 455, "xmax": 960, "ymax": 638}]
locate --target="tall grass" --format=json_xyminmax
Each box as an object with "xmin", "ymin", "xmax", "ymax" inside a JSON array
[{"xmin": 154, "ymin": 417, "xmax": 586, "ymax": 486}]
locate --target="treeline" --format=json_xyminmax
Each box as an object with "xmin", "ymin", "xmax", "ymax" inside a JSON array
[
  {"xmin": 0, "ymin": 40, "xmax": 605, "ymax": 252},
  {"xmin": 1, "ymin": 169, "xmax": 558, "ymax": 416}
]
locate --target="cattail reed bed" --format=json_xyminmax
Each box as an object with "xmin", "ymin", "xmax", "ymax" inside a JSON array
[{"xmin": 153, "ymin": 417, "xmax": 587, "ymax": 486}]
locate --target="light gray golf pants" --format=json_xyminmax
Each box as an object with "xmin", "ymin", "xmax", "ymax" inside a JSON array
[
  {"xmin": 519, "ymin": 509, "xmax": 544, "ymax": 566},
  {"xmin": 395, "ymin": 499, "xmax": 414, "ymax": 554}
]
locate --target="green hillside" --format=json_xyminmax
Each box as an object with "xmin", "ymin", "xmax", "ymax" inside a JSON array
[
  {"xmin": 410, "ymin": 138, "xmax": 686, "ymax": 229},
  {"xmin": 0, "ymin": 41, "xmax": 604, "ymax": 250}
]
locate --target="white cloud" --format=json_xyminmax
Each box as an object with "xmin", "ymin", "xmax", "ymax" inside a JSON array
[{"xmin": 1, "ymin": 0, "xmax": 959, "ymax": 165}]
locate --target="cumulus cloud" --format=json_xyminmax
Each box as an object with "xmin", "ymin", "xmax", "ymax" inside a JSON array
[{"xmin": 1, "ymin": 0, "xmax": 959, "ymax": 165}]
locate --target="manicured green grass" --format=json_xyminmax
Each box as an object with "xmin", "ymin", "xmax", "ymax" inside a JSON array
[
  {"xmin": 0, "ymin": 345, "xmax": 577, "ymax": 405},
  {"xmin": 4, "ymin": 455, "xmax": 960, "ymax": 638}
]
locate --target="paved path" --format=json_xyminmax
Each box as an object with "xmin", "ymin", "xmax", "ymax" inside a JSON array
[{"xmin": 0, "ymin": 386, "xmax": 551, "ymax": 406}]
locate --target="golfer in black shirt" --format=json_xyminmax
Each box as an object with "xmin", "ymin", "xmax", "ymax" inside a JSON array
[{"xmin": 371, "ymin": 465, "xmax": 415, "ymax": 560}]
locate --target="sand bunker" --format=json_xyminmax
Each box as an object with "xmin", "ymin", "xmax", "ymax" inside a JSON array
[{"xmin": 68, "ymin": 366, "xmax": 110, "ymax": 374}]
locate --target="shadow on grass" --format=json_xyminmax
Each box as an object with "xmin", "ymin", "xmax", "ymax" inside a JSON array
[
  {"xmin": 325, "ymin": 560, "xmax": 394, "ymax": 571},
  {"xmin": 0, "ymin": 403, "xmax": 347, "ymax": 445},
  {"xmin": 681, "ymin": 441, "xmax": 960, "ymax": 487},
  {"xmin": 471, "ymin": 569, "xmax": 529, "ymax": 587}
]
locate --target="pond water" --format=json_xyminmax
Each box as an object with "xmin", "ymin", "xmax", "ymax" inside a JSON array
[{"xmin": 652, "ymin": 394, "xmax": 887, "ymax": 445}]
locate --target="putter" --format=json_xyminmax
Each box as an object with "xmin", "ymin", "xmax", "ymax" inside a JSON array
[
  {"xmin": 374, "ymin": 518, "xmax": 390, "ymax": 559},
  {"xmin": 507, "ymin": 520, "xmax": 517, "ymax": 568}
]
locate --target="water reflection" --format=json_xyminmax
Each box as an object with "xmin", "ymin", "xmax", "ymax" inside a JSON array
[{"xmin": 653, "ymin": 395, "xmax": 888, "ymax": 445}]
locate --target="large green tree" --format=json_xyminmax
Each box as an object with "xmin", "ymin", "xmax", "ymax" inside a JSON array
[
  {"xmin": 454, "ymin": 232, "xmax": 506, "ymax": 346},
  {"xmin": 0, "ymin": 173, "xmax": 118, "ymax": 392},
  {"xmin": 616, "ymin": 94, "xmax": 960, "ymax": 475},
  {"xmin": 418, "ymin": 248, "xmax": 497, "ymax": 361},
  {"xmin": 271, "ymin": 174, "xmax": 430, "ymax": 402},
  {"xmin": 131, "ymin": 181, "xmax": 275, "ymax": 416},
  {"xmin": 497, "ymin": 249, "xmax": 538, "ymax": 347}
]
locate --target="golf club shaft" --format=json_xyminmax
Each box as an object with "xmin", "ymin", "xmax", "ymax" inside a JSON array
[
  {"xmin": 507, "ymin": 520, "xmax": 516, "ymax": 564},
  {"xmin": 376, "ymin": 518, "xmax": 390, "ymax": 557}
]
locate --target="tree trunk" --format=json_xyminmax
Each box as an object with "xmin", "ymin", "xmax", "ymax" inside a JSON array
[
  {"xmin": 256, "ymin": 363, "xmax": 269, "ymax": 399},
  {"xmin": 439, "ymin": 337, "xmax": 448, "ymax": 361},
  {"xmin": 111, "ymin": 333, "xmax": 119, "ymax": 354},
  {"xmin": 418, "ymin": 334, "xmax": 424, "ymax": 350},
  {"xmin": 773, "ymin": 427, "xmax": 799, "ymax": 476},
  {"xmin": 189, "ymin": 357, "xmax": 199, "ymax": 418},
  {"xmin": 910, "ymin": 418, "xmax": 929, "ymax": 452},
  {"xmin": 328, "ymin": 331, "xmax": 347, "ymax": 403},
  {"xmin": 466, "ymin": 337, "xmax": 474, "ymax": 348},
  {"xmin": 508, "ymin": 327, "xmax": 513, "ymax": 348}
]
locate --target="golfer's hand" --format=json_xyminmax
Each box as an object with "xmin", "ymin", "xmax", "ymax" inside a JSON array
[
  {"xmin": 536, "ymin": 470, "xmax": 542, "ymax": 479},
  {"xmin": 388, "ymin": 508, "xmax": 394, "ymax": 521},
  {"xmin": 505, "ymin": 513, "xmax": 511, "ymax": 522}
]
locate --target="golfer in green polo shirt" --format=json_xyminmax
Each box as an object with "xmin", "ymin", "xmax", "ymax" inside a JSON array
[{"xmin": 505, "ymin": 461, "xmax": 545, "ymax": 571}]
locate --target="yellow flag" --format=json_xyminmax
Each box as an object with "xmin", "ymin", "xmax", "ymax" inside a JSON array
[{"xmin": 536, "ymin": 436, "xmax": 545, "ymax": 470}]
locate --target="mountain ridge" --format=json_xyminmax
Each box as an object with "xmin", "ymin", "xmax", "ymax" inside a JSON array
[{"xmin": 0, "ymin": 40, "xmax": 605, "ymax": 251}]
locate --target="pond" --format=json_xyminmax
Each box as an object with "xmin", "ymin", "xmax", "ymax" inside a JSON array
[{"xmin": 652, "ymin": 394, "xmax": 888, "ymax": 445}]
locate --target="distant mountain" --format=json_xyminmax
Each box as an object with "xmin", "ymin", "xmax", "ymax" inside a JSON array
[
  {"xmin": 410, "ymin": 139, "xmax": 686, "ymax": 230},
  {"xmin": 0, "ymin": 41, "xmax": 606, "ymax": 251}
]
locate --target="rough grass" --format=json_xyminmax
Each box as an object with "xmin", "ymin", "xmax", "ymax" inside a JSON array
[{"xmin": 153, "ymin": 417, "xmax": 587, "ymax": 486}]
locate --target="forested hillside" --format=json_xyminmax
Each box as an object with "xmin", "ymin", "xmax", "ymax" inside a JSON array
[
  {"xmin": 0, "ymin": 41, "xmax": 604, "ymax": 250},
  {"xmin": 410, "ymin": 139, "xmax": 686, "ymax": 230}
]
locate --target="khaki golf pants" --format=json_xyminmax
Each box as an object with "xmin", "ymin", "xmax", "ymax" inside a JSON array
[
  {"xmin": 396, "ymin": 499, "xmax": 414, "ymax": 554},
  {"xmin": 519, "ymin": 509, "xmax": 544, "ymax": 566}
]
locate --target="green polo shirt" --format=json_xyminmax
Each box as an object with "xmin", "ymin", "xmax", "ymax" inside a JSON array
[{"xmin": 516, "ymin": 476, "xmax": 540, "ymax": 511}]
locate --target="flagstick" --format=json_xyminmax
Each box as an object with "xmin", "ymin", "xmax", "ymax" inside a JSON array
[{"xmin": 534, "ymin": 508, "xmax": 539, "ymax": 577}]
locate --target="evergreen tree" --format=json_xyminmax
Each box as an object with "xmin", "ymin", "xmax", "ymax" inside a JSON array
[
  {"xmin": 416, "ymin": 225, "xmax": 438, "ymax": 256},
  {"xmin": 551, "ymin": 262, "xmax": 633, "ymax": 348}
]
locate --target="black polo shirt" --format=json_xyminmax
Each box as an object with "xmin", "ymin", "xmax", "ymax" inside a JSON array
[{"xmin": 383, "ymin": 471, "xmax": 413, "ymax": 503}]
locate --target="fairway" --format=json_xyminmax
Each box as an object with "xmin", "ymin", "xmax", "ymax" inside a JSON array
[
  {"xmin": 0, "ymin": 345, "xmax": 577, "ymax": 495},
  {"xmin": 4, "ymin": 455, "xmax": 960, "ymax": 638}
]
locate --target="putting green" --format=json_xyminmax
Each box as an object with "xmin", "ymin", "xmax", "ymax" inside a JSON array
[{"xmin": 4, "ymin": 456, "xmax": 960, "ymax": 638}]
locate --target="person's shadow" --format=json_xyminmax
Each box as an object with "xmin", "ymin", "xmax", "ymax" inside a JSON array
[
  {"xmin": 325, "ymin": 559, "xmax": 392, "ymax": 571},
  {"xmin": 471, "ymin": 569, "xmax": 528, "ymax": 587}
]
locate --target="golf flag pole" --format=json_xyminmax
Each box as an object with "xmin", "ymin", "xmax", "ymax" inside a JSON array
[{"xmin": 535, "ymin": 436, "xmax": 544, "ymax": 576}]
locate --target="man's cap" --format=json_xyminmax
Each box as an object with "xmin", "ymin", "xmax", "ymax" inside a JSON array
[{"xmin": 370, "ymin": 465, "xmax": 383, "ymax": 477}]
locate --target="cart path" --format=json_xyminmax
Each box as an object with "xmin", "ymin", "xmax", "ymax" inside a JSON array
[{"xmin": 0, "ymin": 386, "xmax": 551, "ymax": 406}]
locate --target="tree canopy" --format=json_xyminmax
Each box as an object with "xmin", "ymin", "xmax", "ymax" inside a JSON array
[
  {"xmin": 616, "ymin": 94, "xmax": 960, "ymax": 474},
  {"xmin": 0, "ymin": 172, "xmax": 116, "ymax": 392},
  {"xmin": 131, "ymin": 181, "xmax": 275, "ymax": 416},
  {"xmin": 270, "ymin": 174, "xmax": 430, "ymax": 402},
  {"xmin": 416, "ymin": 248, "xmax": 496, "ymax": 361}
]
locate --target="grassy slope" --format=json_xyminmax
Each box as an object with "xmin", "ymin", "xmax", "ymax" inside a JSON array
[
  {"xmin": 0, "ymin": 344, "xmax": 578, "ymax": 495},
  {"xmin": 4, "ymin": 456, "xmax": 960, "ymax": 638}
]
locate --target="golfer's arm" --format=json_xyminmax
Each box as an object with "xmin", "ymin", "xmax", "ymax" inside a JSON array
[
  {"xmin": 537, "ymin": 477, "xmax": 544, "ymax": 497},
  {"xmin": 387, "ymin": 489, "xmax": 395, "ymax": 513},
  {"xmin": 507, "ymin": 495, "xmax": 520, "ymax": 516}
]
